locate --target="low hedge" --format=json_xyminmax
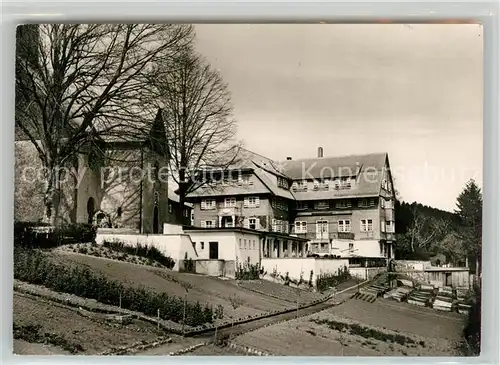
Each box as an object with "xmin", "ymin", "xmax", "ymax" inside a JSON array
[
  {"xmin": 311, "ymin": 318, "xmax": 417, "ymax": 346},
  {"xmin": 316, "ymin": 265, "xmax": 351, "ymax": 292},
  {"xmin": 13, "ymin": 323, "xmax": 85, "ymax": 354},
  {"xmin": 235, "ymin": 257, "xmax": 260, "ymax": 280},
  {"xmin": 14, "ymin": 221, "xmax": 97, "ymax": 248},
  {"xmin": 14, "ymin": 246, "xmax": 214, "ymax": 326},
  {"xmin": 101, "ymin": 240, "xmax": 175, "ymax": 269}
]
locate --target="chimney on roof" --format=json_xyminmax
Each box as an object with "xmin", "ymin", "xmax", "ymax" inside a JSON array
[
  {"xmin": 286, "ymin": 157, "xmax": 292, "ymax": 160},
  {"xmin": 318, "ymin": 146, "xmax": 324, "ymax": 158}
]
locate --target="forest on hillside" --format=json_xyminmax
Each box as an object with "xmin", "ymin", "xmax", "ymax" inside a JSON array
[{"xmin": 393, "ymin": 180, "xmax": 482, "ymax": 274}]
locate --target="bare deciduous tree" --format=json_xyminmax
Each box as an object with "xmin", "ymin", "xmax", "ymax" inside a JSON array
[
  {"xmin": 154, "ymin": 49, "xmax": 242, "ymax": 222},
  {"xmin": 405, "ymin": 208, "xmax": 451, "ymax": 254},
  {"xmin": 15, "ymin": 24, "xmax": 194, "ymax": 224}
]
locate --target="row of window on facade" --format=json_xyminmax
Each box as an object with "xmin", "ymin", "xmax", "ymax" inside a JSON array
[
  {"xmin": 200, "ymin": 217, "xmax": 278, "ymax": 231},
  {"xmin": 299, "ymin": 198, "xmax": 393, "ymax": 210},
  {"xmin": 207, "ymin": 174, "xmax": 254, "ymax": 187},
  {"xmin": 201, "ymin": 197, "xmax": 394, "ymax": 212},
  {"xmin": 201, "ymin": 196, "xmax": 261, "ymax": 210},
  {"xmin": 239, "ymin": 238, "xmax": 258, "ymax": 250},
  {"xmin": 292, "ymin": 177, "xmax": 356, "ymax": 191},
  {"xmin": 199, "ymin": 217, "xmax": 394, "ymax": 234},
  {"xmin": 294, "ymin": 219, "xmax": 395, "ymax": 234},
  {"xmin": 193, "ymin": 239, "xmax": 258, "ymax": 251}
]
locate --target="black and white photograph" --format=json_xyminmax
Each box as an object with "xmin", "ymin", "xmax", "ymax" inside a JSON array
[{"xmin": 13, "ymin": 23, "xmax": 482, "ymax": 357}]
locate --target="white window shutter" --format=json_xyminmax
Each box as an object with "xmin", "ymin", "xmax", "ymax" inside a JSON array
[
  {"xmin": 201, "ymin": 221, "xmax": 206, "ymax": 228},
  {"xmin": 244, "ymin": 197, "xmax": 249, "ymax": 208},
  {"xmin": 201, "ymin": 200, "xmax": 206, "ymax": 210},
  {"xmin": 243, "ymin": 218, "xmax": 250, "ymax": 229},
  {"xmin": 211, "ymin": 220, "xmax": 216, "ymax": 228},
  {"xmin": 255, "ymin": 197, "xmax": 260, "ymax": 207}
]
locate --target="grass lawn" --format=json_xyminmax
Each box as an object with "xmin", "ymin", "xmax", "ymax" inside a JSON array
[
  {"xmin": 231, "ymin": 299, "xmax": 464, "ymax": 356},
  {"xmin": 50, "ymin": 250, "xmax": 327, "ymax": 323},
  {"xmin": 331, "ymin": 298, "xmax": 465, "ymax": 341}
]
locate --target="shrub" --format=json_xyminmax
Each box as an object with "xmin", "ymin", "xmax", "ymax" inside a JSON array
[
  {"xmin": 463, "ymin": 283, "xmax": 481, "ymax": 355},
  {"xmin": 101, "ymin": 240, "xmax": 175, "ymax": 269},
  {"xmin": 182, "ymin": 252, "xmax": 195, "ymax": 273},
  {"xmin": 13, "ymin": 246, "xmax": 213, "ymax": 326},
  {"xmin": 13, "ymin": 323, "xmax": 84, "ymax": 354},
  {"xmin": 14, "ymin": 221, "xmax": 97, "ymax": 249},
  {"xmin": 311, "ymin": 318, "xmax": 415, "ymax": 345},
  {"xmin": 235, "ymin": 257, "xmax": 260, "ymax": 280},
  {"xmin": 316, "ymin": 265, "xmax": 350, "ymax": 292}
]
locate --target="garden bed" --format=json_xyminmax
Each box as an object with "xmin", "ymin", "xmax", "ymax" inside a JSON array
[
  {"xmin": 13, "ymin": 292, "xmax": 168, "ymax": 355},
  {"xmin": 55, "ymin": 242, "xmax": 170, "ymax": 268},
  {"xmin": 232, "ymin": 306, "xmax": 461, "ymax": 356}
]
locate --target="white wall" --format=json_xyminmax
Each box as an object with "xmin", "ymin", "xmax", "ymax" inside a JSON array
[
  {"xmin": 163, "ymin": 223, "xmax": 184, "ymax": 234},
  {"xmin": 394, "ymin": 260, "xmax": 432, "ymax": 271},
  {"xmin": 349, "ymin": 267, "xmax": 386, "ymax": 280},
  {"xmin": 332, "ymin": 239, "xmax": 384, "ymax": 258},
  {"xmin": 260, "ymin": 258, "xmax": 349, "ymax": 286},
  {"xmin": 95, "ymin": 231, "xmax": 197, "ymax": 271},
  {"xmin": 185, "ymin": 230, "xmax": 261, "ymax": 266}
]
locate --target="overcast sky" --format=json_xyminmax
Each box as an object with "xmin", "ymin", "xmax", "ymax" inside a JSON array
[{"xmin": 194, "ymin": 24, "xmax": 483, "ymax": 212}]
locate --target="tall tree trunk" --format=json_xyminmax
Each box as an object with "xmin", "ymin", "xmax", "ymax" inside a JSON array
[
  {"xmin": 177, "ymin": 168, "xmax": 187, "ymax": 225},
  {"xmin": 43, "ymin": 166, "xmax": 61, "ymax": 226}
]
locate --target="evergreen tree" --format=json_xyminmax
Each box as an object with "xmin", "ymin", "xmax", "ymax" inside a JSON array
[{"xmin": 455, "ymin": 179, "xmax": 483, "ymax": 276}]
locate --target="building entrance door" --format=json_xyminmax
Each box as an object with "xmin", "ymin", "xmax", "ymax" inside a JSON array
[
  {"xmin": 221, "ymin": 216, "xmax": 233, "ymax": 228},
  {"xmin": 445, "ymin": 273, "xmax": 452, "ymax": 287},
  {"xmin": 209, "ymin": 242, "xmax": 219, "ymax": 259},
  {"xmin": 87, "ymin": 197, "xmax": 95, "ymax": 224}
]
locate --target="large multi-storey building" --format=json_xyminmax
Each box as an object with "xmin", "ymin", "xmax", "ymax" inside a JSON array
[{"xmin": 185, "ymin": 148, "xmax": 396, "ymax": 264}]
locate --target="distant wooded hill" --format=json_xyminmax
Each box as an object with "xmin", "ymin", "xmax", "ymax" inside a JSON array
[
  {"xmin": 395, "ymin": 200, "xmax": 458, "ymax": 235},
  {"xmin": 394, "ymin": 200, "xmax": 465, "ymax": 265}
]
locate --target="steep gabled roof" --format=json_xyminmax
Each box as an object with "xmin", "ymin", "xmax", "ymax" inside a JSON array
[
  {"xmin": 279, "ymin": 153, "xmax": 388, "ymax": 180},
  {"xmin": 185, "ymin": 150, "xmax": 391, "ymax": 201},
  {"xmin": 168, "ymin": 188, "xmax": 193, "ymax": 207},
  {"xmin": 186, "ymin": 148, "xmax": 293, "ymax": 200},
  {"xmin": 281, "ymin": 153, "xmax": 389, "ymax": 200}
]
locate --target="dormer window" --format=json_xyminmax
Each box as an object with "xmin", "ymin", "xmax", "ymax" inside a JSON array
[
  {"xmin": 296, "ymin": 202, "xmax": 308, "ymax": 210},
  {"xmin": 314, "ymin": 201, "xmax": 329, "ymax": 210},
  {"xmin": 277, "ymin": 176, "xmax": 289, "ymax": 189},
  {"xmin": 358, "ymin": 198, "xmax": 376, "ymax": 208},
  {"xmin": 335, "ymin": 200, "xmax": 352, "ymax": 209}
]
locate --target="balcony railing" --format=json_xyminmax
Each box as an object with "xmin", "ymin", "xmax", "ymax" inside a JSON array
[
  {"xmin": 291, "ymin": 231, "xmax": 355, "ymax": 241},
  {"xmin": 358, "ymin": 231, "xmax": 376, "ymax": 240},
  {"xmin": 310, "ymin": 243, "xmax": 330, "ymax": 254},
  {"xmin": 217, "ymin": 205, "xmax": 241, "ymax": 216},
  {"xmin": 332, "ymin": 232, "xmax": 355, "ymax": 240}
]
